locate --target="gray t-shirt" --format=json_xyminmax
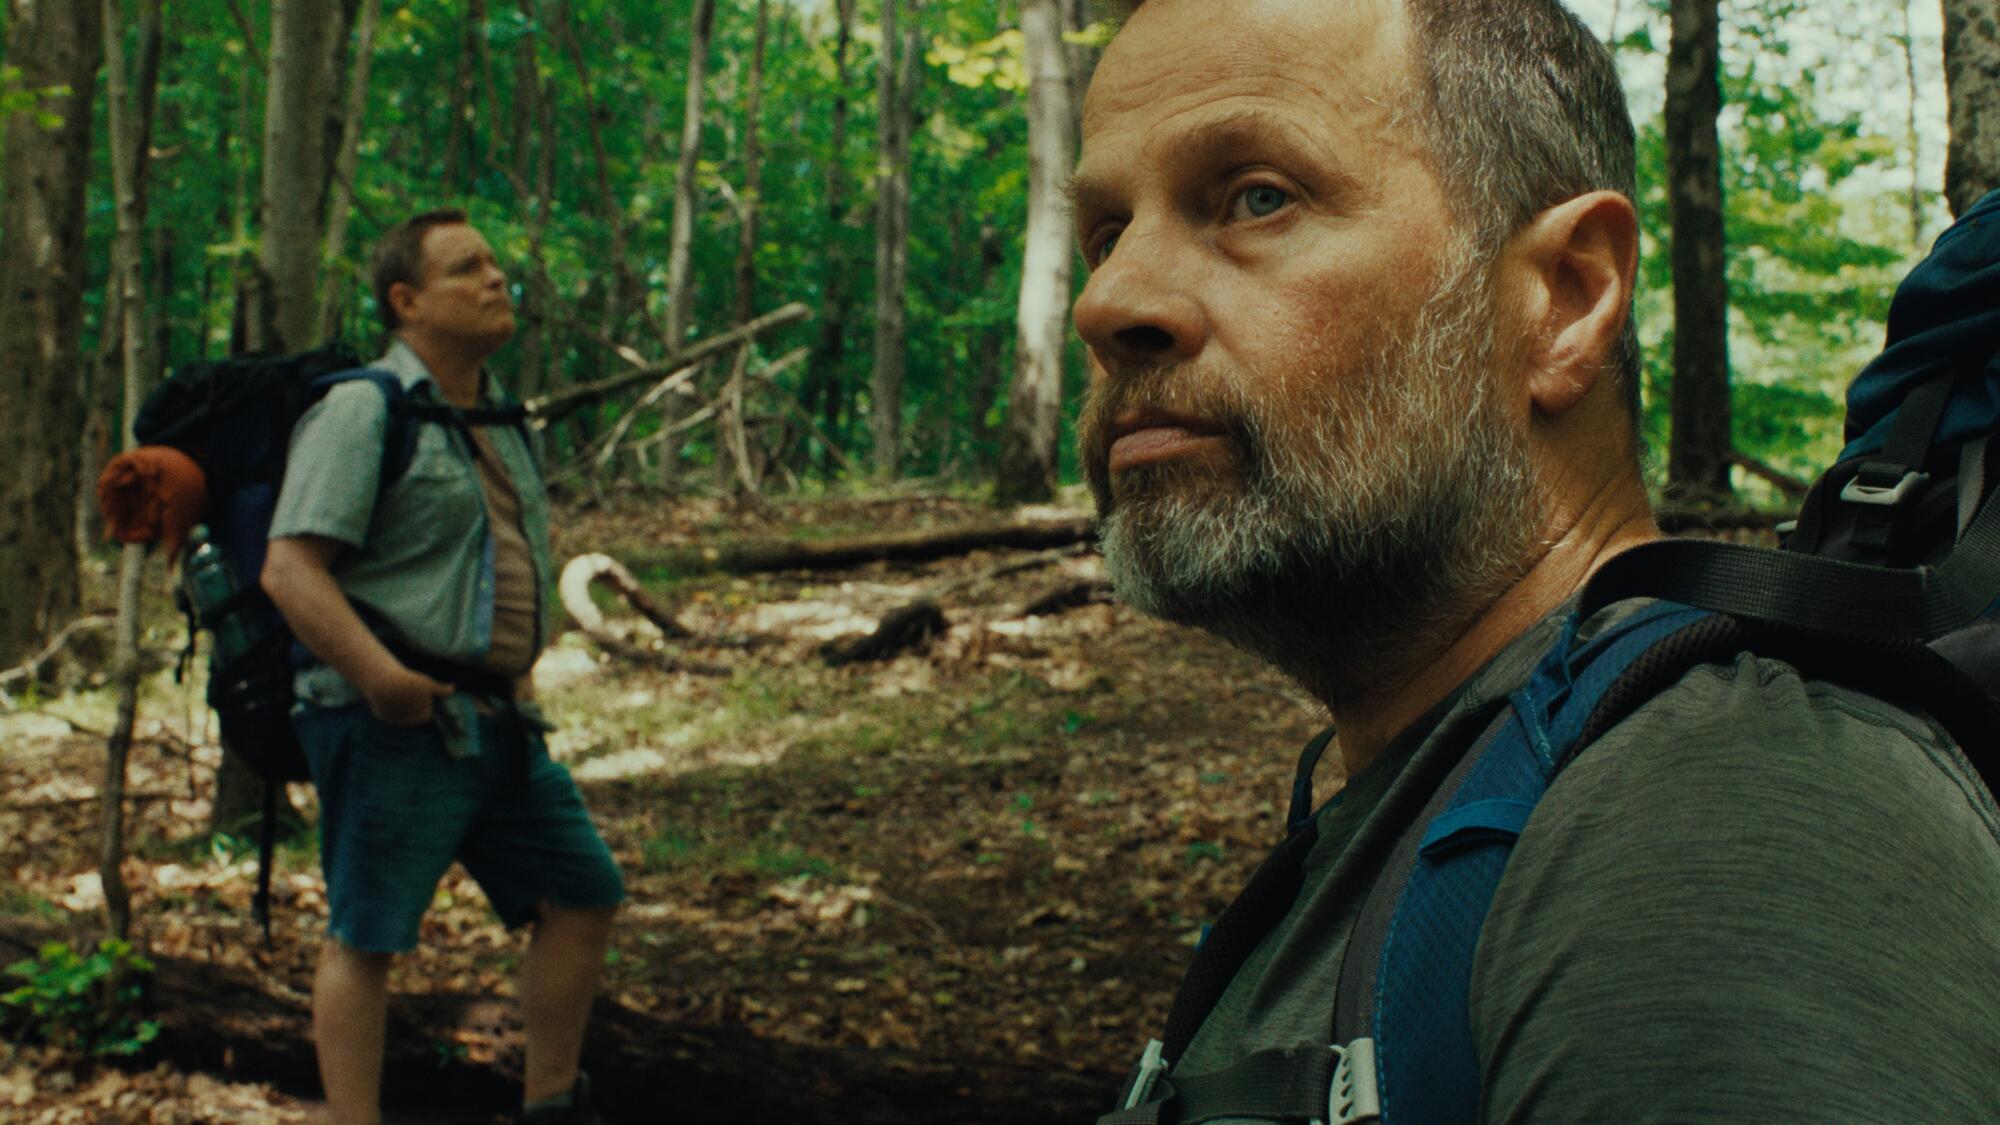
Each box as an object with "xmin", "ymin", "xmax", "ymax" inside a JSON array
[{"xmin": 1170, "ymin": 603, "xmax": 2000, "ymax": 1121}]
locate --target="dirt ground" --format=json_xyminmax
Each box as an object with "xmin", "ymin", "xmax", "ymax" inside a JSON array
[{"xmin": 0, "ymin": 492, "xmax": 1337, "ymax": 1122}]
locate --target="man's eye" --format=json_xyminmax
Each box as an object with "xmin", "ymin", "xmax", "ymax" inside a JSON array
[
  {"xmin": 1230, "ymin": 185, "xmax": 1291, "ymax": 220},
  {"xmin": 1090, "ymin": 228, "xmax": 1122, "ymax": 266}
]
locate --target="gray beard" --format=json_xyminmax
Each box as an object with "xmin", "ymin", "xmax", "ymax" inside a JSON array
[{"xmin": 1090, "ymin": 246, "xmax": 1540, "ymax": 704}]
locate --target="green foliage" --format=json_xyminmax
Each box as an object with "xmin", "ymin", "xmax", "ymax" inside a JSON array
[
  {"xmin": 1623, "ymin": 0, "xmax": 1918, "ymax": 485},
  {"xmin": 1, "ymin": 939, "xmax": 162, "ymax": 1058}
]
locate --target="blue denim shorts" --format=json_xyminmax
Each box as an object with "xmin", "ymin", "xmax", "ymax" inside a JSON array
[{"xmin": 293, "ymin": 703, "xmax": 626, "ymax": 954}]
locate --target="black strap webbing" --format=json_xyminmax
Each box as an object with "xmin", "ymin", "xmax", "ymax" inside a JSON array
[
  {"xmin": 384, "ymin": 640, "xmax": 518, "ymax": 700},
  {"xmin": 1846, "ymin": 375, "xmax": 1955, "ymax": 562},
  {"xmin": 1582, "ymin": 472, "xmax": 2000, "ymax": 641},
  {"xmin": 1874, "ymin": 372, "xmax": 1955, "ymax": 480},
  {"xmin": 1159, "ymin": 822, "xmax": 1321, "ymax": 1063},
  {"xmin": 1098, "ymin": 1047, "xmax": 1342, "ymax": 1125}
]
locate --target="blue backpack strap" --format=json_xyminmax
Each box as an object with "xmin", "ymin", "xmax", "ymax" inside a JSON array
[
  {"xmin": 1102, "ymin": 603, "xmax": 1724, "ymax": 1125},
  {"xmin": 1350, "ymin": 600, "xmax": 1715, "ymax": 1122}
]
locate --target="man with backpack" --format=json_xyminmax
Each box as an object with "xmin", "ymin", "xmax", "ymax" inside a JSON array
[
  {"xmin": 1074, "ymin": 0, "xmax": 2000, "ymax": 1120},
  {"xmin": 261, "ymin": 209, "xmax": 623, "ymax": 1125}
]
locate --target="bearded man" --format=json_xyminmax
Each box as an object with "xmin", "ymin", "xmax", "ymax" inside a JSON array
[{"xmin": 1072, "ymin": 0, "xmax": 2000, "ymax": 1119}]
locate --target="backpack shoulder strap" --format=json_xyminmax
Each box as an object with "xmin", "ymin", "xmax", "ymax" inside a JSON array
[
  {"xmin": 1352, "ymin": 605, "xmax": 2000, "ymax": 1124},
  {"xmin": 1102, "ymin": 602, "xmax": 1717, "ymax": 1125},
  {"xmin": 1581, "ymin": 470, "xmax": 2000, "ymax": 643},
  {"xmin": 1341, "ymin": 601, "xmax": 1715, "ymax": 1122}
]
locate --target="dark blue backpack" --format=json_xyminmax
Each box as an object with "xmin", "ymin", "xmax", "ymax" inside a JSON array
[
  {"xmin": 133, "ymin": 345, "xmax": 461, "ymax": 936},
  {"xmin": 1099, "ymin": 192, "xmax": 2000, "ymax": 1125}
]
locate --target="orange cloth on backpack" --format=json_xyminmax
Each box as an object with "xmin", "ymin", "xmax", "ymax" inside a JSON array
[{"xmin": 97, "ymin": 446, "xmax": 207, "ymax": 558}]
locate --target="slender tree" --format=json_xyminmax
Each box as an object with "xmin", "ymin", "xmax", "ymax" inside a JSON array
[
  {"xmin": 100, "ymin": 0, "xmax": 166, "ymax": 942},
  {"xmin": 0, "ymin": 0, "xmax": 103, "ymax": 667},
  {"xmin": 720, "ymin": 0, "xmax": 774, "ymax": 497},
  {"xmin": 1664, "ymin": 0, "xmax": 1732, "ymax": 500},
  {"xmin": 994, "ymin": 0, "xmax": 1075, "ymax": 505},
  {"xmin": 249, "ymin": 0, "xmax": 339, "ymax": 353},
  {"xmin": 869, "ymin": 0, "xmax": 920, "ymax": 478},
  {"xmin": 219, "ymin": 0, "xmax": 340, "ymax": 837},
  {"xmin": 1897, "ymin": 0, "xmax": 1925, "ymax": 245},
  {"xmin": 804, "ymin": 0, "xmax": 859, "ymax": 472},
  {"xmin": 317, "ymin": 0, "xmax": 384, "ymax": 344},
  {"xmin": 667, "ymin": 0, "xmax": 720, "ymax": 344},
  {"xmin": 733, "ymin": 0, "xmax": 771, "ymax": 328},
  {"xmin": 1943, "ymin": 0, "xmax": 2000, "ymax": 216}
]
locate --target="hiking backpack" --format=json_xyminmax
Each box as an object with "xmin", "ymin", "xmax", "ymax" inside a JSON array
[
  {"xmin": 131, "ymin": 343, "xmax": 526, "ymax": 938},
  {"xmin": 1099, "ymin": 192, "xmax": 2000, "ymax": 1125}
]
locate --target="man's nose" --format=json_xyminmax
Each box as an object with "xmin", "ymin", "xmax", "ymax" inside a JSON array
[{"xmin": 1072, "ymin": 227, "xmax": 1208, "ymax": 369}]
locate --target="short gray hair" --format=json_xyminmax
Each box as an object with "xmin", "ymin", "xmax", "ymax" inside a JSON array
[
  {"xmin": 1097, "ymin": 0, "xmax": 1643, "ymax": 424},
  {"xmin": 1404, "ymin": 0, "xmax": 1641, "ymax": 422}
]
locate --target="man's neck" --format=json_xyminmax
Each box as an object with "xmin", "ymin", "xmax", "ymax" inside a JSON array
[
  {"xmin": 1323, "ymin": 475, "xmax": 1659, "ymax": 776},
  {"xmin": 396, "ymin": 330, "xmax": 484, "ymax": 408}
]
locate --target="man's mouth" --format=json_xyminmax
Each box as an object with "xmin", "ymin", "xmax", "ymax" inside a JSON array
[{"xmin": 1106, "ymin": 413, "xmax": 1229, "ymax": 474}]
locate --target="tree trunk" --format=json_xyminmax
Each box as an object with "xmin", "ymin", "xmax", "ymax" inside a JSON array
[
  {"xmin": 967, "ymin": 223, "xmax": 1009, "ymax": 466},
  {"xmin": 222, "ymin": 0, "xmax": 338, "ymax": 838},
  {"xmin": 100, "ymin": 0, "xmax": 166, "ymax": 944},
  {"xmin": 718, "ymin": 0, "xmax": 773, "ymax": 498},
  {"xmin": 993, "ymin": 0, "xmax": 1075, "ymax": 507},
  {"xmin": 1663, "ymin": 0, "xmax": 1732, "ymax": 501},
  {"xmin": 317, "ymin": 0, "xmax": 384, "ymax": 344},
  {"xmin": 1943, "ymin": 0, "xmax": 2000, "ymax": 216},
  {"xmin": 804, "ymin": 0, "xmax": 859, "ymax": 476},
  {"xmin": 0, "ymin": 0, "xmax": 102, "ymax": 668},
  {"xmin": 511, "ymin": 0, "xmax": 558, "ymax": 403},
  {"xmin": 1058, "ymin": 0, "xmax": 1095, "ymax": 143},
  {"xmin": 1899, "ymin": 0, "xmax": 1926, "ymax": 246},
  {"xmin": 251, "ymin": 0, "xmax": 339, "ymax": 354},
  {"xmin": 869, "ymin": 0, "xmax": 918, "ymax": 479},
  {"xmin": 666, "ymin": 0, "xmax": 720, "ymax": 345},
  {"xmin": 732, "ymin": 0, "xmax": 770, "ymax": 329},
  {"xmin": 443, "ymin": 0, "xmax": 478, "ymax": 189}
]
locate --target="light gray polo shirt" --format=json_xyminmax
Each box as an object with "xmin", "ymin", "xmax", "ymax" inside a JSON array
[{"xmin": 269, "ymin": 340, "xmax": 552, "ymax": 709}]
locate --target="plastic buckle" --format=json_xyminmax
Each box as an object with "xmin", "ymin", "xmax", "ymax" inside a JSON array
[
  {"xmin": 1122, "ymin": 1039, "xmax": 1168, "ymax": 1110},
  {"xmin": 1317, "ymin": 1039, "xmax": 1382, "ymax": 1125},
  {"xmin": 1840, "ymin": 465, "xmax": 1928, "ymax": 507}
]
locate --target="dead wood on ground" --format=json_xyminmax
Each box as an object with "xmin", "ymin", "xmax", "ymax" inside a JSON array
[
  {"xmin": 1018, "ymin": 578, "xmax": 1114, "ymax": 618},
  {"xmin": 557, "ymin": 554, "xmax": 726, "ymax": 676},
  {"xmin": 525, "ymin": 302, "xmax": 812, "ymax": 423},
  {"xmin": 0, "ymin": 615, "xmax": 116, "ymax": 704},
  {"xmin": 632, "ymin": 518, "xmax": 1095, "ymax": 578},
  {"xmin": 819, "ymin": 545, "xmax": 1096, "ymax": 665},
  {"xmin": 1727, "ymin": 452, "xmax": 1812, "ymax": 498}
]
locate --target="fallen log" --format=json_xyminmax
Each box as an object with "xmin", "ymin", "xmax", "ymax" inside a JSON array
[
  {"xmin": 1018, "ymin": 578, "xmax": 1115, "ymax": 618},
  {"xmin": 557, "ymin": 554, "xmax": 726, "ymax": 676},
  {"xmin": 1727, "ymin": 451, "xmax": 1812, "ymax": 498},
  {"xmin": 820, "ymin": 601, "xmax": 949, "ymax": 665},
  {"xmin": 0, "ymin": 922, "xmax": 1117, "ymax": 1124},
  {"xmin": 631, "ymin": 517, "xmax": 1096, "ymax": 578},
  {"xmin": 526, "ymin": 302, "xmax": 812, "ymax": 424},
  {"xmin": 0, "ymin": 615, "xmax": 116, "ymax": 704},
  {"xmin": 820, "ymin": 545, "xmax": 1093, "ymax": 666}
]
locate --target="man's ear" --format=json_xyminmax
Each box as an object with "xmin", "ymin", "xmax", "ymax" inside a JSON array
[
  {"xmin": 1506, "ymin": 190, "xmax": 1638, "ymax": 419},
  {"xmin": 388, "ymin": 280, "xmax": 421, "ymax": 326}
]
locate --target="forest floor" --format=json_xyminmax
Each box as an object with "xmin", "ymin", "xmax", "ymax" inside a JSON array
[{"xmin": 0, "ymin": 491, "xmax": 1335, "ymax": 1123}]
